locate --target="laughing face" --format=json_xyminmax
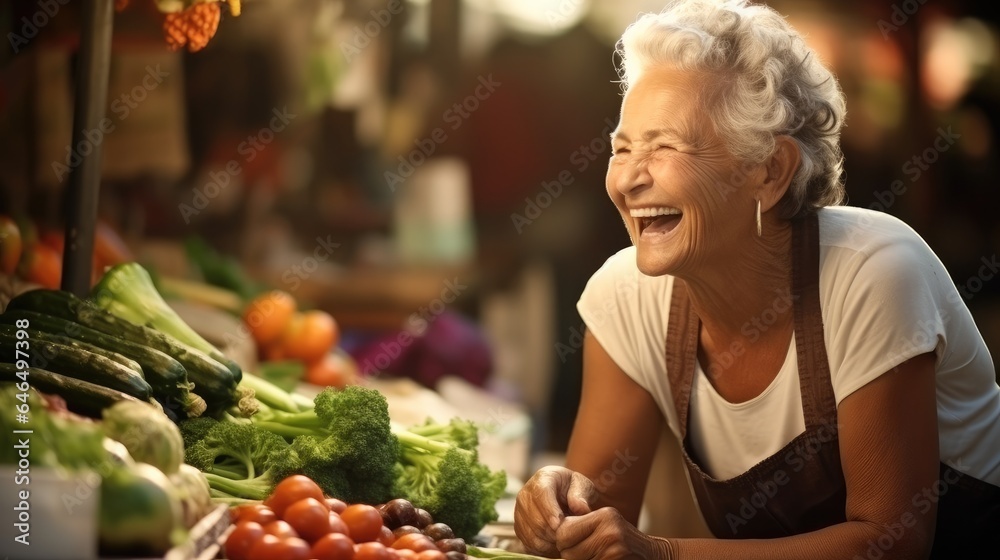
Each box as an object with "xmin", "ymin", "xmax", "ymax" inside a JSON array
[{"xmin": 607, "ymin": 66, "xmax": 763, "ymax": 277}]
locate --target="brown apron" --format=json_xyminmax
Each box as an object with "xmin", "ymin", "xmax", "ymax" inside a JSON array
[{"xmin": 664, "ymin": 213, "xmax": 1000, "ymax": 556}]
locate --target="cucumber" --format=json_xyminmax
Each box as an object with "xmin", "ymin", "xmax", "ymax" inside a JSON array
[
  {"xmin": 0, "ymin": 324, "xmax": 142, "ymax": 375},
  {"xmin": 5, "ymin": 290, "xmax": 236, "ymax": 414},
  {"xmin": 0, "ymin": 311, "xmax": 207, "ymax": 418},
  {"xmin": 0, "ymin": 364, "xmax": 150, "ymax": 418},
  {"xmin": 0, "ymin": 332, "xmax": 151, "ymax": 400}
]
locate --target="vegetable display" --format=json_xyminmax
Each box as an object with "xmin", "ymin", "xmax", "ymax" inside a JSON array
[
  {"xmin": 224, "ymin": 474, "xmax": 507, "ymax": 560},
  {"xmin": 0, "ymin": 261, "xmax": 512, "ymax": 554}
]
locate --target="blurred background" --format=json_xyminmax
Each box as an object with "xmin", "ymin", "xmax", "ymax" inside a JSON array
[{"xmin": 1, "ymin": 0, "xmax": 998, "ymax": 471}]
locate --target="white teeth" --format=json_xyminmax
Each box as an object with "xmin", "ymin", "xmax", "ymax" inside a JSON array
[{"xmin": 629, "ymin": 207, "xmax": 681, "ymax": 218}]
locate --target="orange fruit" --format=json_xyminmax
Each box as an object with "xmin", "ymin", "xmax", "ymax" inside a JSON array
[
  {"xmin": 280, "ymin": 310, "xmax": 339, "ymax": 364},
  {"xmin": 243, "ymin": 290, "xmax": 297, "ymax": 346},
  {"xmin": 304, "ymin": 350, "xmax": 359, "ymax": 389}
]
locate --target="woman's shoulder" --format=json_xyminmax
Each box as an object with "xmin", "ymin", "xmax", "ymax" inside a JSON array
[{"xmin": 816, "ymin": 206, "xmax": 933, "ymax": 257}]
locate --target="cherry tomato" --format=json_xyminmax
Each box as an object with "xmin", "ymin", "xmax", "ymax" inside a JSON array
[
  {"xmin": 341, "ymin": 504, "xmax": 383, "ymax": 543},
  {"xmin": 354, "ymin": 541, "xmax": 391, "ymax": 560},
  {"xmin": 377, "ymin": 525, "xmax": 395, "ymax": 547},
  {"xmin": 390, "ymin": 533, "xmax": 437, "ymax": 552},
  {"xmin": 284, "ymin": 497, "xmax": 331, "ymax": 542},
  {"xmin": 263, "ymin": 520, "xmax": 299, "ymax": 540},
  {"xmin": 394, "ymin": 550, "xmax": 418, "ymax": 560},
  {"xmin": 247, "ymin": 534, "xmax": 283, "ymax": 560},
  {"xmin": 415, "ymin": 551, "xmax": 446, "ymax": 560},
  {"xmin": 224, "ymin": 521, "xmax": 265, "ymax": 560},
  {"xmin": 330, "ymin": 511, "xmax": 351, "ymax": 536},
  {"xmin": 392, "ymin": 526, "xmax": 421, "ymax": 540},
  {"xmin": 266, "ymin": 475, "xmax": 325, "ymax": 518},
  {"xmin": 275, "ymin": 536, "xmax": 312, "ymax": 560},
  {"xmin": 232, "ymin": 504, "xmax": 278, "ymax": 526},
  {"xmin": 327, "ymin": 497, "xmax": 348, "ymax": 514},
  {"xmin": 312, "ymin": 532, "xmax": 356, "ymax": 560}
]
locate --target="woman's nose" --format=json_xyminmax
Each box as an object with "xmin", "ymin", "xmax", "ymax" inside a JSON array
[{"xmin": 611, "ymin": 155, "xmax": 653, "ymax": 196}]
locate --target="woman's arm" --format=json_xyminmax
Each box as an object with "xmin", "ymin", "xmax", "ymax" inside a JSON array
[
  {"xmin": 661, "ymin": 351, "xmax": 941, "ymax": 560},
  {"xmin": 514, "ymin": 330, "xmax": 666, "ymax": 555},
  {"xmin": 565, "ymin": 329, "xmax": 666, "ymax": 524}
]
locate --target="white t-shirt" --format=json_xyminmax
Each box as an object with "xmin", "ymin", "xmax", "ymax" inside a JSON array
[{"xmin": 577, "ymin": 206, "xmax": 1000, "ymax": 485}]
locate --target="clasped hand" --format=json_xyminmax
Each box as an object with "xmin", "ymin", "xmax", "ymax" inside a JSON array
[{"xmin": 513, "ymin": 466, "xmax": 672, "ymax": 559}]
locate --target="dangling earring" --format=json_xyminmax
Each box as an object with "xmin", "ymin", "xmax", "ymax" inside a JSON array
[{"xmin": 755, "ymin": 199, "xmax": 762, "ymax": 237}]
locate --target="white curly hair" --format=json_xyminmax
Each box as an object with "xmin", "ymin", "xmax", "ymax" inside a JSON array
[{"xmin": 616, "ymin": 0, "xmax": 847, "ymax": 218}]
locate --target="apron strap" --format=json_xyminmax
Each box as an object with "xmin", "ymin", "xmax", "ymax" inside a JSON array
[
  {"xmin": 792, "ymin": 214, "xmax": 838, "ymax": 429},
  {"xmin": 666, "ymin": 278, "xmax": 699, "ymax": 441}
]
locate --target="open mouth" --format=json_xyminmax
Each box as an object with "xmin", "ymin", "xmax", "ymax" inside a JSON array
[{"xmin": 630, "ymin": 207, "xmax": 682, "ymax": 236}]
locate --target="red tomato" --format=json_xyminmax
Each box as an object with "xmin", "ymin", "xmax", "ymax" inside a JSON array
[
  {"xmin": 354, "ymin": 541, "xmax": 391, "ymax": 560},
  {"xmin": 390, "ymin": 533, "xmax": 437, "ymax": 552},
  {"xmin": 232, "ymin": 504, "xmax": 278, "ymax": 526},
  {"xmin": 415, "ymin": 551, "xmax": 446, "ymax": 560},
  {"xmin": 266, "ymin": 474, "xmax": 325, "ymax": 518},
  {"xmin": 394, "ymin": 550, "xmax": 417, "ymax": 560},
  {"xmin": 247, "ymin": 534, "xmax": 283, "ymax": 560},
  {"xmin": 0, "ymin": 216, "xmax": 22, "ymax": 275},
  {"xmin": 330, "ymin": 511, "xmax": 352, "ymax": 536},
  {"xmin": 326, "ymin": 497, "xmax": 348, "ymax": 514},
  {"xmin": 341, "ymin": 504, "xmax": 383, "ymax": 543},
  {"xmin": 312, "ymin": 532, "xmax": 356, "ymax": 560},
  {"xmin": 224, "ymin": 521, "xmax": 266, "ymax": 560},
  {"xmin": 275, "ymin": 537, "xmax": 312, "ymax": 560},
  {"xmin": 376, "ymin": 525, "xmax": 395, "ymax": 547},
  {"xmin": 263, "ymin": 520, "xmax": 299, "ymax": 540},
  {"xmin": 284, "ymin": 497, "xmax": 331, "ymax": 542}
]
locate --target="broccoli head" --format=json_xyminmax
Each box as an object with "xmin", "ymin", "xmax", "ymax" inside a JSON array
[
  {"xmin": 184, "ymin": 420, "xmax": 299, "ymax": 501},
  {"xmin": 286, "ymin": 386, "xmax": 400, "ymax": 504},
  {"xmin": 393, "ymin": 422, "xmax": 508, "ymax": 539}
]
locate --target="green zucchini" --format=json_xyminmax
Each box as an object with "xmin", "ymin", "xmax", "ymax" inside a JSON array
[
  {"xmin": 0, "ymin": 332, "xmax": 151, "ymax": 400},
  {"xmin": 0, "ymin": 311, "xmax": 207, "ymax": 419},
  {"xmin": 0, "ymin": 364, "xmax": 151, "ymax": 419},
  {"xmin": 0, "ymin": 324, "xmax": 142, "ymax": 374},
  {"xmin": 5, "ymin": 290, "xmax": 236, "ymax": 414}
]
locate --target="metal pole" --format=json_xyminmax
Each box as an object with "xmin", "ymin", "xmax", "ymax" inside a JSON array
[{"xmin": 62, "ymin": 0, "xmax": 115, "ymax": 296}]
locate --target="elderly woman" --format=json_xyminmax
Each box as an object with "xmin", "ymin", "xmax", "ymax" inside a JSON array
[{"xmin": 513, "ymin": 1, "xmax": 1000, "ymax": 559}]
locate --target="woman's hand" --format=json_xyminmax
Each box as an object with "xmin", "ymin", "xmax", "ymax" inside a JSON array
[
  {"xmin": 556, "ymin": 508, "xmax": 673, "ymax": 560},
  {"xmin": 514, "ymin": 466, "xmax": 598, "ymax": 557}
]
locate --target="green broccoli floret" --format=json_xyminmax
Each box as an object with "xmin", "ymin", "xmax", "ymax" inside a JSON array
[
  {"xmin": 246, "ymin": 386, "xmax": 400, "ymax": 504},
  {"xmin": 393, "ymin": 423, "xmax": 507, "ymax": 539},
  {"xmin": 178, "ymin": 416, "xmax": 219, "ymax": 450},
  {"xmin": 405, "ymin": 418, "xmax": 481, "ymax": 451},
  {"xmin": 184, "ymin": 420, "xmax": 299, "ymax": 501}
]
